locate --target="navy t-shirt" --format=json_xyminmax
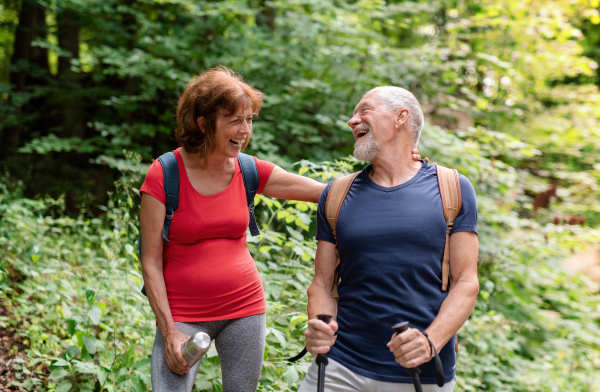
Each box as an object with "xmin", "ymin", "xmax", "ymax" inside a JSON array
[{"xmin": 316, "ymin": 160, "xmax": 478, "ymax": 384}]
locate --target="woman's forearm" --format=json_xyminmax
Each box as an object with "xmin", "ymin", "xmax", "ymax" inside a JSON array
[
  {"xmin": 143, "ymin": 265, "xmax": 177, "ymax": 337},
  {"xmin": 263, "ymin": 166, "xmax": 326, "ymax": 203}
]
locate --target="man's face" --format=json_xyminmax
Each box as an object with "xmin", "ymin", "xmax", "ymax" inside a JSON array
[{"xmin": 348, "ymin": 91, "xmax": 395, "ymax": 161}]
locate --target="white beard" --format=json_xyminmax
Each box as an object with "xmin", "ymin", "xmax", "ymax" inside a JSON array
[{"xmin": 353, "ymin": 130, "xmax": 381, "ymax": 161}]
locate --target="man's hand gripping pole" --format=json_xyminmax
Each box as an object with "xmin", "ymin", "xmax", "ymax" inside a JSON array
[
  {"xmin": 316, "ymin": 314, "xmax": 332, "ymax": 392},
  {"xmin": 392, "ymin": 322, "xmax": 424, "ymax": 392}
]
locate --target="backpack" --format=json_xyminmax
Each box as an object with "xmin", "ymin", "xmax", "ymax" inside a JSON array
[
  {"xmin": 324, "ymin": 163, "xmax": 462, "ymax": 298},
  {"xmin": 139, "ymin": 151, "xmax": 260, "ymax": 296}
]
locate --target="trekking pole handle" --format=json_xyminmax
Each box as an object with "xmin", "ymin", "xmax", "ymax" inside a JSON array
[
  {"xmin": 317, "ymin": 314, "xmax": 333, "ymax": 324},
  {"xmin": 393, "ymin": 322, "xmax": 424, "ymax": 392},
  {"xmin": 315, "ymin": 314, "xmax": 332, "ymax": 363},
  {"xmin": 392, "ymin": 321, "xmax": 410, "ymax": 334},
  {"xmin": 392, "ymin": 322, "xmax": 421, "ymax": 376},
  {"xmin": 315, "ymin": 314, "xmax": 332, "ymax": 392}
]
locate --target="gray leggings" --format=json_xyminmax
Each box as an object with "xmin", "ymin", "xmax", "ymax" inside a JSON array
[{"xmin": 151, "ymin": 313, "xmax": 266, "ymax": 392}]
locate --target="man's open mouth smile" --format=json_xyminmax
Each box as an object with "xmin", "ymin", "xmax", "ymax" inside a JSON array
[{"xmin": 354, "ymin": 126, "xmax": 370, "ymax": 140}]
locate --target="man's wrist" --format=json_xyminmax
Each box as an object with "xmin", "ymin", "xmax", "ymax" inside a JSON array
[{"xmin": 421, "ymin": 330, "xmax": 436, "ymax": 360}]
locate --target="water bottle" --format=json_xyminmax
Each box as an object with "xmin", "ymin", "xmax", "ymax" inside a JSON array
[{"xmin": 181, "ymin": 332, "xmax": 211, "ymax": 367}]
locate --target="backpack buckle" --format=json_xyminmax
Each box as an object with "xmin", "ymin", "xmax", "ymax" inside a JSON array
[{"xmin": 166, "ymin": 211, "xmax": 175, "ymax": 220}]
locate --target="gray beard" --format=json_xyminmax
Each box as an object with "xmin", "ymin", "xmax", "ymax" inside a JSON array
[{"xmin": 353, "ymin": 132, "xmax": 381, "ymax": 161}]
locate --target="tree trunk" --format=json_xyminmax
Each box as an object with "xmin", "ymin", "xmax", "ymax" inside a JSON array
[
  {"xmin": 2, "ymin": 0, "xmax": 49, "ymax": 159},
  {"xmin": 9, "ymin": 0, "xmax": 48, "ymax": 89},
  {"xmin": 57, "ymin": 8, "xmax": 84, "ymax": 137}
]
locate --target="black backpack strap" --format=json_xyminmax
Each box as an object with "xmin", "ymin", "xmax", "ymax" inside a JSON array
[
  {"xmin": 140, "ymin": 151, "xmax": 180, "ymax": 297},
  {"xmin": 157, "ymin": 151, "xmax": 180, "ymax": 242},
  {"xmin": 237, "ymin": 153, "xmax": 260, "ymax": 236}
]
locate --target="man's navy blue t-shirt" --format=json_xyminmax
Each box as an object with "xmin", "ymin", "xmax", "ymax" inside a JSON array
[{"xmin": 316, "ymin": 160, "xmax": 478, "ymax": 384}]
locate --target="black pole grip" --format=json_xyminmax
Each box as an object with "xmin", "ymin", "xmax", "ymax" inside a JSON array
[
  {"xmin": 392, "ymin": 321, "xmax": 410, "ymax": 334},
  {"xmin": 392, "ymin": 322, "xmax": 420, "ymax": 376},
  {"xmin": 316, "ymin": 313, "xmax": 332, "ymax": 365},
  {"xmin": 317, "ymin": 314, "xmax": 333, "ymax": 324},
  {"xmin": 315, "ymin": 314, "xmax": 332, "ymax": 392},
  {"xmin": 392, "ymin": 322, "xmax": 424, "ymax": 392}
]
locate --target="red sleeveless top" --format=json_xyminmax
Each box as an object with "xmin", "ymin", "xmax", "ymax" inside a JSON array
[{"xmin": 140, "ymin": 149, "xmax": 275, "ymax": 321}]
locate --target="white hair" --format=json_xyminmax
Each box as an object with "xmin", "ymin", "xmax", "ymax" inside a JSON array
[{"xmin": 363, "ymin": 86, "xmax": 424, "ymax": 147}]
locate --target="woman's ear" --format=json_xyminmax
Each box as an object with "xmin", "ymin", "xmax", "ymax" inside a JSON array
[{"xmin": 196, "ymin": 117, "xmax": 206, "ymax": 133}]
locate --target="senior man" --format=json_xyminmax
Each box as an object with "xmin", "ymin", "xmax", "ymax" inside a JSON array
[{"xmin": 298, "ymin": 86, "xmax": 479, "ymax": 392}]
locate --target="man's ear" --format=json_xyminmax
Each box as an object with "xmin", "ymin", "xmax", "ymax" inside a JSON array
[
  {"xmin": 196, "ymin": 117, "xmax": 206, "ymax": 133},
  {"xmin": 395, "ymin": 108, "xmax": 410, "ymax": 129}
]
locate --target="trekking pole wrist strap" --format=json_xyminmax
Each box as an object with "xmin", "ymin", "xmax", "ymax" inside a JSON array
[{"xmin": 421, "ymin": 331, "xmax": 445, "ymax": 387}]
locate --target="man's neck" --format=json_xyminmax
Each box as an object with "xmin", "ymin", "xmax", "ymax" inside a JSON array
[{"xmin": 369, "ymin": 146, "xmax": 423, "ymax": 188}]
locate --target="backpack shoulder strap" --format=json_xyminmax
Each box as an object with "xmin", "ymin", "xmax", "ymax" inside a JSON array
[
  {"xmin": 325, "ymin": 172, "xmax": 359, "ymax": 235},
  {"xmin": 433, "ymin": 163, "xmax": 462, "ymax": 291},
  {"xmin": 141, "ymin": 151, "xmax": 179, "ymax": 297},
  {"xmin": 237, "ymin": 153, "xmax": 260, "ymax": 236},
  {"xmin": 324, "ymin": 171, "xmax": 359, "ymax": 298},
  {"xmin": 157, "ymin": 151, "xmax": 180, "ymax": 243}
]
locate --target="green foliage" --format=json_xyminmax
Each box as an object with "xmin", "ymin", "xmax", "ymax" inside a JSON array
[
  {"xmin": 1, "ymin": 0, "xmax": 600, "ymax": 390},
  {"xmin": 2, "ymin": 145, "xmax": 600, "ymax": 391},
  {"xmin": 0, "ymin": 158, "xmax": 324, "ymax": 391}
]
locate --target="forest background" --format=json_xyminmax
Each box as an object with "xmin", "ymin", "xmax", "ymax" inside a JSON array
[{"xmin": 1, "ymin": 0, "xmax": 600, "ymax": 391}]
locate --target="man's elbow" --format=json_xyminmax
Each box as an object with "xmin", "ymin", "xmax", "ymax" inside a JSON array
[
  {"xmin": 463, "ymin": 277, "xmax": 480, "ymax": 314},
  {"xmin": 469, "ymin": 277, "xmax": 480, "ymax": 299},
  {"xmin": 307, "ymin": 278, "xmax": 331, "ymax": 299},
  {"xmin": 454, "ymin": 275, "xmax": 479, "ymax": 298}
]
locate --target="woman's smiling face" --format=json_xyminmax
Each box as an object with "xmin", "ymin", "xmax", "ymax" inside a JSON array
[{"xmin": 212, "ymin": 104, "xmax": 254, "ymax": 158}]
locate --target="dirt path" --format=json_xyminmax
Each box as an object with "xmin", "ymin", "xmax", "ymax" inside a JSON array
[
  {"xmin": 0, "ymin": 303, "xmax": 48, "ymax": 392},
  {"xmin": 0, "ymin": 305, "xmax": 27, "ymax": 391},
  {"xmin": 565, "ymin": 245, "xmax": 600, "ymax": 283}
]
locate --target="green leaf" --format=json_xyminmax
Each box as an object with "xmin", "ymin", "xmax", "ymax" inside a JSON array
[
  {"xmin": 49, "ymin": 368, "xmax": 69, "ymax": 380},
  {"xmin": 67, "ymin": 318, "xmax": 76, "ymax": 337},
  {"xmin": 126, "ymin": 345, "xmax": 135, "ymax": 368},
  {"xmin": 56, "ymin": 380, "xmax": 72, "ymax": 392},
  {"xmin": 85, "ymin": 290, "xmax": 96, "ymax": 306},
  {"xmin": 131, "ymin": 376, "xmax": 146, "ymax": 392},
  {"xmin": 73, "ymin": 359, "xmax": 98, "ymax": 374},
  {"xmin": 88, "ymin": 304, "xmax": 102, "ymax": 325},
  {"xmin": 65, "ymin": 345, "xmax": 80, "ymax": 357},
  {"xmin": 98, "ymin": 322, "xmax": 114, "ymax": 332},
  {"xmin": 268, "ymin": 327, "xmax": 286, "ymax": 348},
  {"xmin": 98, "ymin": 367, "xmax": 110, "ymax": 385},
  {"xmin": 134, "ymin": 358, "xmax": 151, "ymax": 370},
  {"xmin": 286, "ymin": 226, "xmax": 304, "ymax": 240},
  {"xmin": 283, "ymin": 365, "xmax": 299, "ymax": 385},
  {"xmin": 52, "ymin": 358, "xmax": 70, "ymax": 367},
  {"xmin": 82, "ymin": 335, "xmax": 97, "ymax": 355}
]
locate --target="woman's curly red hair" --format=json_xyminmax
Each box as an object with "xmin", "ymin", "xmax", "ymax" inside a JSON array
[{"xmin": 175, "ymin": 66, "xmax": 263, "ymax": 156}]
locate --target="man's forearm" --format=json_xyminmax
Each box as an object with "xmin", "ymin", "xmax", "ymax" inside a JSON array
[
  {"xmin": 425, "ymin": 277, "xmax": 479, "ymax": 352},
  {"xmin": 307, "ymin": 280, "xmax": 338, "ymax": 320}
]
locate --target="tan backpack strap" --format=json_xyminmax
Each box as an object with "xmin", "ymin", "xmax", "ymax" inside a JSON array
[
  {"xmin": 324, "ymin": 172, "xmax": 359, "ymax": 298},
  {"xmin": 434, "ymin": 164, "xmax": 462, "ymax": 291}
]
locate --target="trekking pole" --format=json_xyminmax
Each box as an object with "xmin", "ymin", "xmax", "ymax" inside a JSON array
[
  {"xmin": 316, "ymin": 314, "xmax": 332, "ymax": 392},
  {"xmin": 392, "ymin": 322, "xmax": 423, "ymax": 392}
]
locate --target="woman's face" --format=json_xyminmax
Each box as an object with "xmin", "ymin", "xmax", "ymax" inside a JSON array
[{"xmin": 212, "ymin": 104, "xmax": 253, "ymax": 159}]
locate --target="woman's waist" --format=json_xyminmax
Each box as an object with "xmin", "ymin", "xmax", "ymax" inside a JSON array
[
  {"xmin": 163, "ymin": 249, "xmax": 259, "ymax": 292},
  {"xmin": 163, "ymin": 237, "xmax": 251, "ymax": 263}
]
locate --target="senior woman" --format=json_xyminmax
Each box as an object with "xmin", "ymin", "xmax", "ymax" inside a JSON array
[{"xmin": 139, "ymin": 66, "xmax": 425, "ymax": 391}]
